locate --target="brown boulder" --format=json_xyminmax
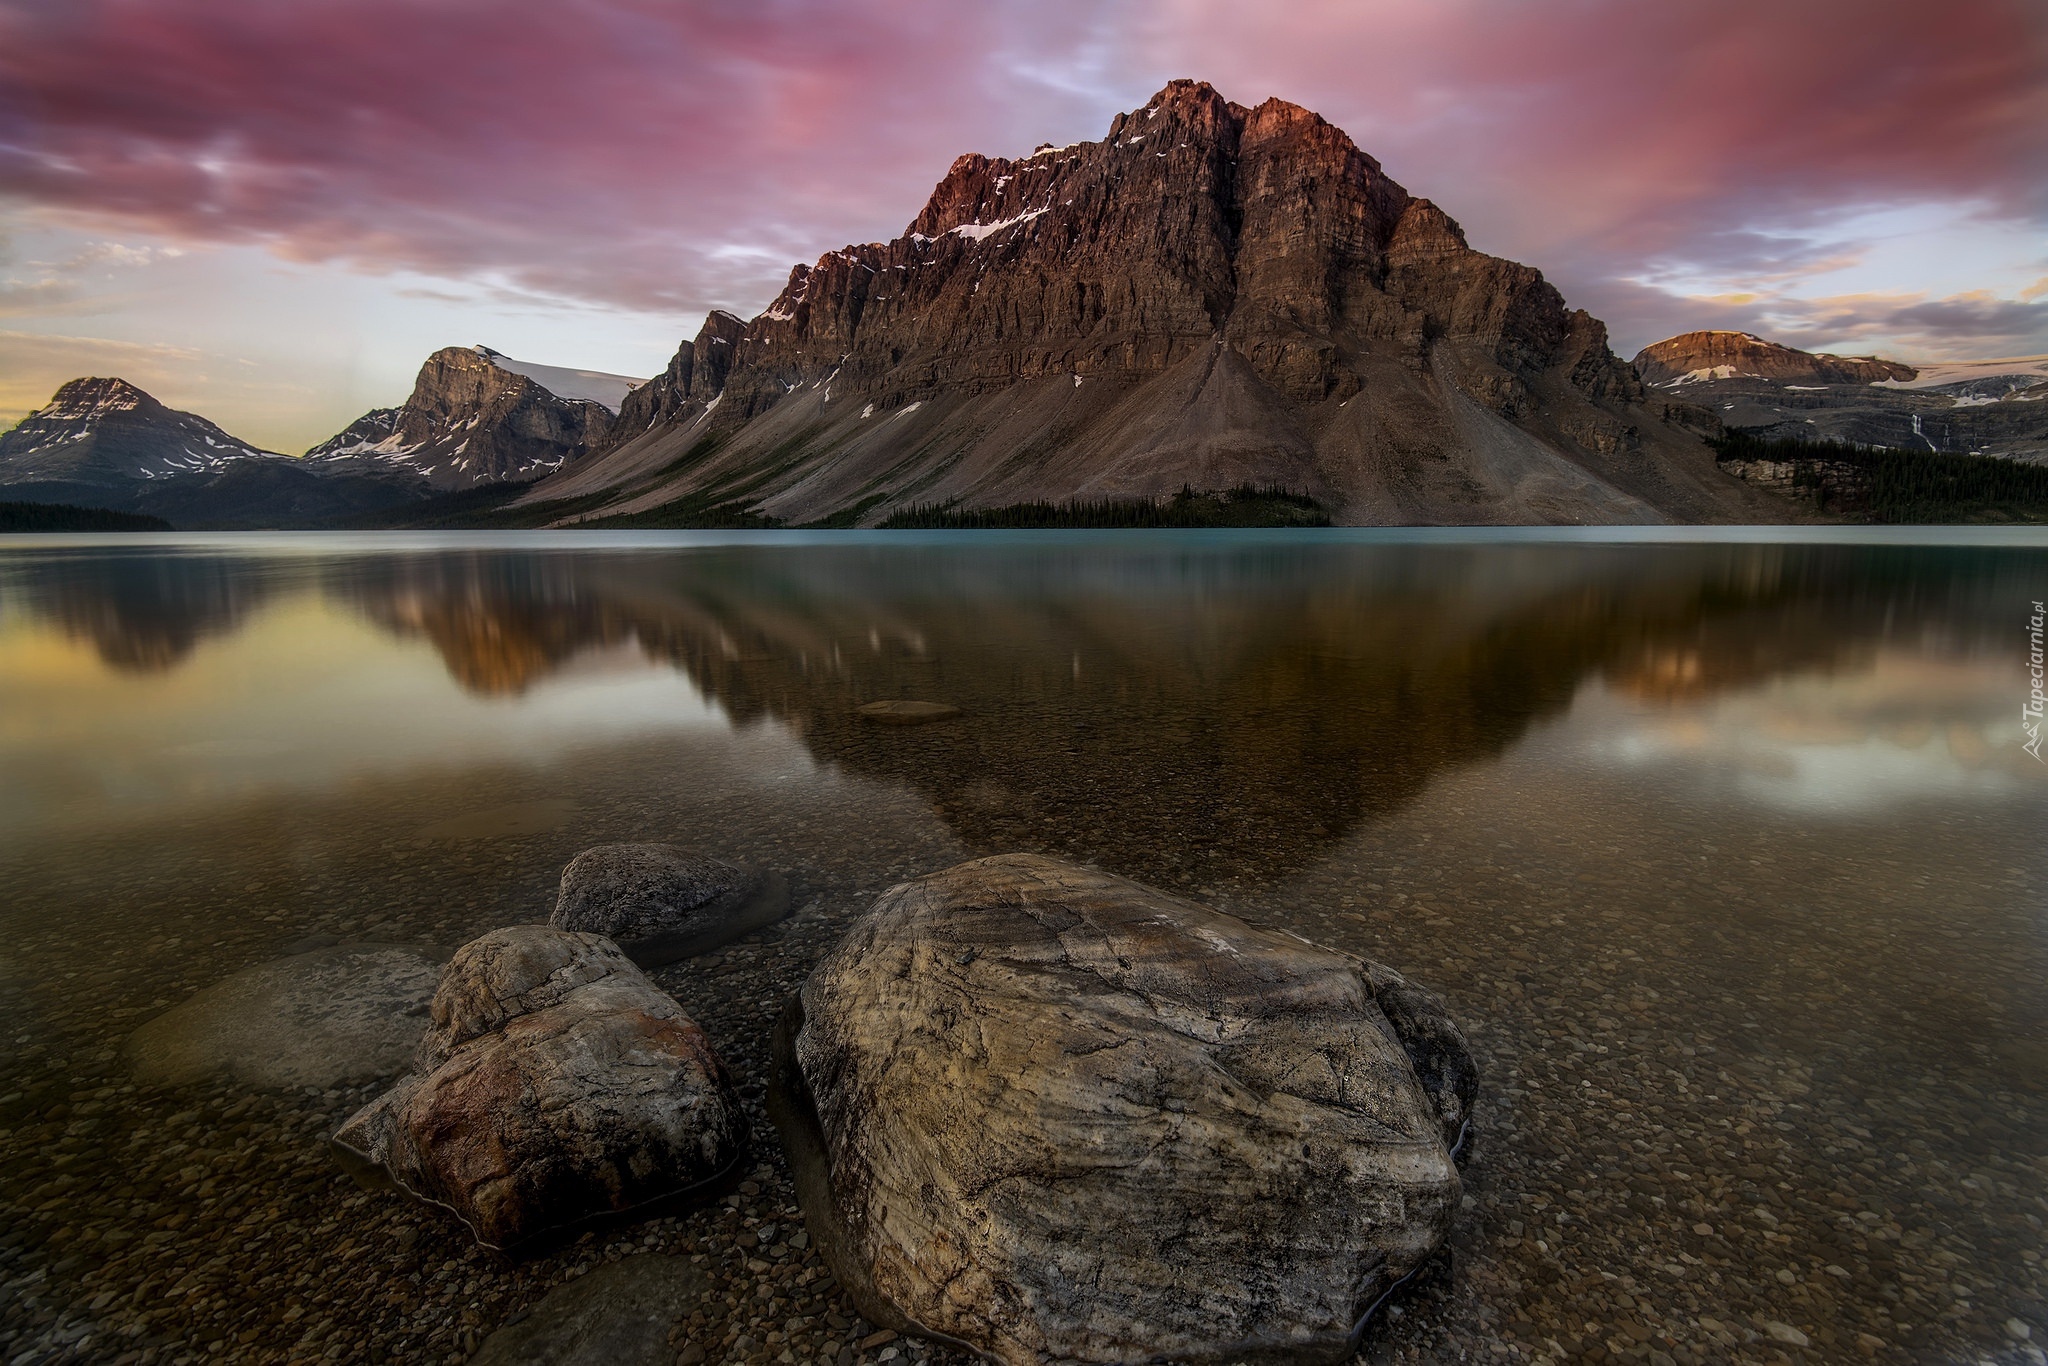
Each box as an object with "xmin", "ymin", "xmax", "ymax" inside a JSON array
[
  {"xmin": 770, "ymin": 854, "xmax": 1476, "ymax": 1365},
  {"xmin": 333, "ymin": 926, "xmax": 744, "ymax": 1252}
]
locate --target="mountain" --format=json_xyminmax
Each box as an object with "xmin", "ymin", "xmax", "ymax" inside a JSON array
[
  {"xmin": 0, "ymin": 376, "xmax": 428, "ymax": 526},
  {"xmin": 1873, "ymin": 355, "xmax": 2048, "ymax": 403},
  {"xmin": 1631, "ymin": 333, "xmax": 2048, "ymax": 461},
  {"xmin": 0, "ymin": 377, "xmax": 278, "ymax": 502},
  {"xmin": 526, "ymin": 80, "xmax": 1782, "ymax": 527},
  {"xmin": 306, "ymin": 408, "xmax": 401, "ymax": 458},
  {"xmin": 309, "ymin": 346, "xmax": 640, "ymax": 489},
  {"xmin": 1, "ymin": 346, "xmax": 654, "ymax": 526},
  {"xmin": 1634, "ymin": 332, "xmax": 1917, "ymax": 387}
]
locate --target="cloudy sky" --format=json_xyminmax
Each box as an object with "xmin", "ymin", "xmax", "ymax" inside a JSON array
[{"xmin": 2, "ymin": 0, "xmax": 2044, "ymax": 452}]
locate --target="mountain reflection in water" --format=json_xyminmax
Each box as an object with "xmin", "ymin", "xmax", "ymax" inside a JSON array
[{"xmin": 0, "ymin": 537, "xmax": 2033, "ymax": 886}]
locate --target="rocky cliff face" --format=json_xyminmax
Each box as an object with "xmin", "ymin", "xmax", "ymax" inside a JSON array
[
  {"xmin": 312, "ymin": 347, "xmax": 622, "ymax": 490},
  {"xmin": 0, "ymin": 377, "xmax": 276, "ymax": 494},
  {"xmin": 1633, "ymin": 332, "xmax": 1917, "ymax": 388},
  {"xmin": 537, "ymin": 80, "xmax": 1780, "ymax": 526}
]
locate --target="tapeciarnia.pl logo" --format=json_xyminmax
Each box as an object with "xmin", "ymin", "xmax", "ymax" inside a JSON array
[{"xmin": 2027, "ymin": 599, "xmax": 2046, "ymax": 762}]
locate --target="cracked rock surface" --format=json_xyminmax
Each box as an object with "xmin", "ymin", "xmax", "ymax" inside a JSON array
[{"xmin": 778, "ymin": 853, "xmax": 1476, "ymax": 1366}]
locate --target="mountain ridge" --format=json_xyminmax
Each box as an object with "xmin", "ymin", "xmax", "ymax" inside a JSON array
[
  {"xmin": 1630, "ymin": 331, "xmax": 2048, "ymax": 460},
  {"xmin": 308, "ymin": 345, "xmax": 630, "ymax": 489},
  {"xmin": 0, "ymin": 344, "xmax": 644, "ymax": 523},
  {"xmin": 0, "ymin": 377, "xmax": 279, "ymax": 487},
  {"xmin": 527, "ymin": 80, "xmax": 1780, "ymax": 526},
  {"xmin": 1634, "ymin": 332, "xmax": 1917, "ymax": 388}
]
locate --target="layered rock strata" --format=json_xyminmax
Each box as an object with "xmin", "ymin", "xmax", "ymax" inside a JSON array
[
  {"xmin": 311, "ymin": 347, "xmax": 619, "ymax": 490},
  {"xmin": 530, "ymin": 80, "xmax": 1780, "ymax": 527},
  {"xmin": 1633, "ymin": 332, "xmax": 1916, "ymax": 388},
  {"xmin": 770, "ymin": 853, "xmax": 1477, "ymax": 1365}
]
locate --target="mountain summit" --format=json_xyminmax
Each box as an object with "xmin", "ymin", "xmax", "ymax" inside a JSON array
[
  {"xmin": 310, "ymin": 346, "xmax": 637, "ymax": 489},
  {"xmin": 531, "ymin": 80, "xmax": 1776, "ymax": 525},
  {"xmin": 0, "ymin": 377, "xmax": 433, "ymax": 526},
  {"xmin": 0, "ymin": 377, "xmax": 276, "ymax": 495},
  {"xmin": 1633, "ymin": 332, "xmax": 1917, "ymax": 388}
]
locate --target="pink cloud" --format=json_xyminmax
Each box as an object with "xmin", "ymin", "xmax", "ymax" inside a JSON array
[
  {"xmin": 0, "ymin": 0, "xmax": 1119, "ymax": 313},
  {"xmin": 1137, "ymin": 0, "xmax": 2048, "ymax": 354},
  {"xmin": 1139, "ymin": 0, "xmax": 2046, "ymax": 245},
  {"xmin": 2, "ymin": 0, "xmax": 2043, "ymax": 358}
]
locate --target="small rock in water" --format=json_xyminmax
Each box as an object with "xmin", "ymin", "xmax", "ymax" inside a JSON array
[
  {"xmin": 332, "ymin": 926, "xmax": 745, "ymax": 1252},
  {"xmin": 469, "ymin": 1254, "xmax": 706, "ymax": 1365},
  {"xmin": 552, "ymin": 844, "xmax": 790, "ymax": 967},
  {"xmin": 126, "ymin": 944, "xmax": 439, "ymax": 1089},
  {"xmin": 855, "ymin": 700, "xmax": 961, "ymax": 724},
  {"xmin": 771, "ymin": 853, "xmax": 1477, "ymax": 1365}
]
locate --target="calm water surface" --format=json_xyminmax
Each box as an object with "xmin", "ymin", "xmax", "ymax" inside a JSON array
[{"xmin": 0, "ymin": 530, "xmax": 2043, "ymax": 1365}]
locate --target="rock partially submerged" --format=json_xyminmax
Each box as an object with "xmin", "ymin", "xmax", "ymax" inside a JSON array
[
  {"xmin": 770, "ymin": 853, "xmax": 1476, "ymax": 1366},
  {"xmin": 470, "ymin": 1255, "xmax": 706, "ymax": 1365},
  {"xmin": 126, "ymin": 943, "xmax": 440, "ymax": 1089},
  {"xmin": 334, "ymin": 926, "xmax": 745, "ymax": 1253},
  {"xmin": 551, "ymin": 844, "xmax": 790, "ymax": 966}
]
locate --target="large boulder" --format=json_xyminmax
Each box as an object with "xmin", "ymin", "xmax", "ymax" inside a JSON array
[
  {"xmin": 769, "ymin": 854, "xmax": 1477, "ymax": 1366},
  {"xmin": 551, "ymin": 844, "xmax": 789, "ymax": 966},
  {"xmin": 333, "ymin": 926, "xmax": 745, "ymax": 1253},
  {"xmin": 126, "ymin": 944, "xmax": 440, "ymax": 1089}
]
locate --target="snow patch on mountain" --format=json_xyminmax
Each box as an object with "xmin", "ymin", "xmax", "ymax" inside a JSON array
[
  {"xmin": 1872, "ymin": 355, "xmax": 2048, "ymax": 391},
  {"xmin": 472, "ymin": 346, "xmax": 645, "ymax": 413}
]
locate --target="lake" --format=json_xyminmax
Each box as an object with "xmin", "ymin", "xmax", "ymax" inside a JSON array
[{"xmin": 1, "ymin": 529, "xmax": 2043, "ymax": 1365}]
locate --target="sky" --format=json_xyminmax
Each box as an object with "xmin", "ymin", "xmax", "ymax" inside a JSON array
[{"xmin": 1, "ymin": 0, "xmax": 2044, "ymax": 453}]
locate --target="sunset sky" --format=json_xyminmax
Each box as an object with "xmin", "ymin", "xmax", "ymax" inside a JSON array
[{"xmin": 2, "ymin": 0, "xmax": 2044, "ymax": 453}]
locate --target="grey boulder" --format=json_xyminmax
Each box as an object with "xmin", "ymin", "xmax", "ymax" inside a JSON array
[
  {"xmin": 770, "ymin": 853, "xmax": 1476, "ymax": 1366},
  {"xmin": 126, "ymin": 943, "xmax": 439, "ymax": 1089},
  {"xmin": 334, "ymin": 925, "xmax": 745, "ymax": 1253},
  {"xmin": 551, "ymin": 844, "xmax": 789, "ymax": 966}
]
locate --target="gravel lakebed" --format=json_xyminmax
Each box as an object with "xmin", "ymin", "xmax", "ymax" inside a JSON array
[{"xmin": 0, "ymin": 727, "xmax": 2043, "ymax": 1365}]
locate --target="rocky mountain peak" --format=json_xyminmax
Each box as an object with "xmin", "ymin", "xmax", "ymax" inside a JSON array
[
  {"xmin": 306, "ymin": 345, "xmax": 619, "ymax": 490},
  {"xmin": 1634, "ymin": 331, "xmax": 1917, "ymax": 387},
  {"xmin": 0, "ymin": 375, "xmax": 275, "ymax": 493},
  {"xmin": 44, "ymin": 375, "xmax": 153, "ymax": 413},
  {"xmin": 535, "ymin": 80, "xmax": 1774, "ymax": 527}
]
